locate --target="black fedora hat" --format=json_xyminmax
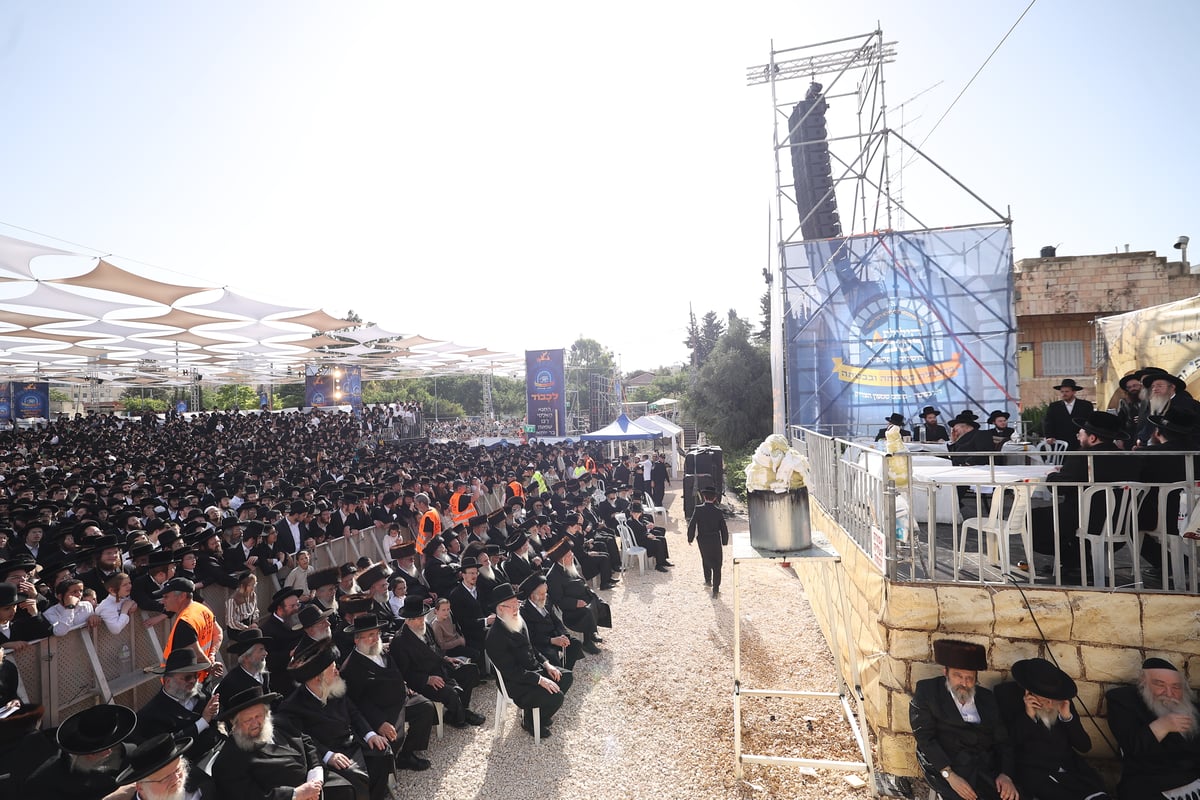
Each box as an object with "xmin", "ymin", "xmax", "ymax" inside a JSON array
[
  {"xmin": 884, "ymin": 413, "xmax": 906, "ymax": 426},
  {"xmin": 1011, "ymin": 657, "xmax": 1076, "ymax": 701},
  {"xmin": 1072, "ymin": 410, "xmax": 1130, "ymax": 441},
  {"xmin": 1118, "ymin": 372, "xmax": 1143, "ymax": 391},
  {"xmin": 228, "ymin": 627, "xmax": 273, "ymax": 655},
  {"xmin": 517, "ymin": 573, "xmax": 547, "ymax": 600},
  {"xmin": 296, "ymin": 603, "xmax": 334, "ymax": 629},
  {"xmin": 148, "ymin": 648, "xmax": 207, "ymax": 675},
  {"xmin": 490, "ymin": 582, "xmax": 518, "ymax": 605},
  {"xmin": 288, "ymin": 639, "xmax": 337, "ymax": 683},
  {"xmin": 1053, "ymin": 378, "xmax": 1083, "ymax": 391},
  {"xmin": 986, "ymin": 410, "xmax": 1010, "ymax": 424},
  {"xmin": 932, "ymin": 639, "xmax": 987, "ymax": 671},
  {"xmin": 306, "ymin": 566, "xmax": 340, "ymax": 590},
  {"xmin": 919, "ymin": 406, "xmax": 940, "ymax": 417},
  {"xmin": 115, "ymin": 733, "xmax": 192, "ymax": 784},
  {"xmin": 398, "ymin": 595, "xmax": 428, "ymax": 619},
  {"xmin": 344, "ymin": 613, "xmax": 386, "ymax": 637},
  {"xmin": 504, "ymin": 531, "xmax": 528, "ymax": 552},
  {"xmin": 949, "ymin": 413, "xmax": 980, "ymax": 430},
  {"xmin": 269, "ymin": 586, "xmax": 304, "ymax": 609},
  {"xmin": 1144, "ymin": 371, "xmax": 1188, "ymax": 393},
  {"xmin": 216, "ymin": 685, "xmax": 282, "ymax": 723},
  {"xmin": 56, "ymin": 703, "xmax": 138, "ymax": 754},
  {"xmin": 456, "ymin": 556, "xmax": 481, "ymax": 572}
]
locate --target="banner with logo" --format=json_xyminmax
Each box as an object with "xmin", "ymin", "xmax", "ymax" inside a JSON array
[
  {"xmin": 525, "ymin": 349, "xmax": 566, "ymax": 436},
  {"xmin": 0, "ymin": 382, "xmax": 10, "ymax": 421},
  {"xmin": 304, "ymin": 365, "xmax": 361, "ymax": 409},
  {"xmin": 1096, "ymin": 295, "xmax": 1200, "ymax": 407},
  {"xmin": 783, "ymin": 226, "xmax": 1017, "ymax": 436},
  {"xmin": 11, "ymin": 381, "xmax": 50, "ymax": 419}
]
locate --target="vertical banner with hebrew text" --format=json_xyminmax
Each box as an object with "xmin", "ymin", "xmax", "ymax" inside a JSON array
[
  {"xmin": 783, "ymin": 226, "xmax": 1017, "ymax": 437},
  {"xmin": 525, "ymin": 349, "xmax": 566, "ymax": 437},
  {"xmin": 12, "ymin": 381, "xmax": 50, "ymax": 419}
]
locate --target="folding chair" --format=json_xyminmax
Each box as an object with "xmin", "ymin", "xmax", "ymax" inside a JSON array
[{"xmin": 492, "ymin": 666, "xmax": 540, "ymax": 745}]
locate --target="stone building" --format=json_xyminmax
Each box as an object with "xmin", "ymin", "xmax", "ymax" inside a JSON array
[{"xmin": 1014, "ymin": 248, "xmax": 1200, "ymax": 410}]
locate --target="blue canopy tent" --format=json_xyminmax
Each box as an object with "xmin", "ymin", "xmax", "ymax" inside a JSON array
[{"xmin": 580, "ymin": 413, "xmax": 658, "ymax": 441}]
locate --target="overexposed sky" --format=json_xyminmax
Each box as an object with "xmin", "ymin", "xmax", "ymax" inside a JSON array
[{"xmin": 0, "ymin": 1, "xmax": 1195, "ymax": 371}]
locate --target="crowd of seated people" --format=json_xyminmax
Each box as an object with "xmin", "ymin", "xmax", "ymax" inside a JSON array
[{"xmin": 0, "ymin": 407, "xmax": 672, "ymax": 799}]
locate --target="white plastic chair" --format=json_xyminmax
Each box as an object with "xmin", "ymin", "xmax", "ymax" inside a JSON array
[
  {"xmin": 1130, "ymin": 481, "xmax": 1193, "ymax": 591},
  {"xmin": 492, "ymin": 665, "xmax": 540, "ymax": 745},
  {"xmin": 642, "ymin": 491, "xmax": 668, "ymax": 527},
  {"xmin": 956, "ymin": 485, "xmax": 1032, "ymax": 577},
  {"xmin": 1036, "ymin": 439, "xmax": 1069, "ymax": 467},
  {"xmin": 616, "ymin": 519, "xmax": 647, "ymax": 575},
  {"xmin": 1077, "ymin": 485, "xmax": 1138, "ymax": 588}
]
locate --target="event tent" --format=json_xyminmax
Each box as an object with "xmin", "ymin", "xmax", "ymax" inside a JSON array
[
  {"xmin": 579, "ymin": 413, "xmax": 658, "ymax": 441},
  {"xmin": 629, "ymin": 414, "xmax": 685, "ymax": 473}
]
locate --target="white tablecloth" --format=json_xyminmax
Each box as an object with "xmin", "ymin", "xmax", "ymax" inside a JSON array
[{"xmin": 907, "ymin": 464, "xmax": 1057, "ymax": 524}]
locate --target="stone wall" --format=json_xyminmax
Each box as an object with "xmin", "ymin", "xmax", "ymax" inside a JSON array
[{"xmin": 800, "ymin": 499, "xmax": 1200, "ymax": 778}]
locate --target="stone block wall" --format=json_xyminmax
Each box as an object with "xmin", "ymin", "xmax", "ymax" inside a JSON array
[{"xmin": 800, "ymin": 501, "xmax": 1200, "ymax": 778}]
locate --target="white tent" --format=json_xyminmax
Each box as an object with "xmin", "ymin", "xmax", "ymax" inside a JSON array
[{"xmin": 631, "ymin": 414, "xmax": 685, "ymax": 474}]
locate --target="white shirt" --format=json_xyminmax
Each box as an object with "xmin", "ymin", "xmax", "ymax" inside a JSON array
[
  {"xmin": 45, "ymin": 600, "xmax": 94, "ymax": 636},
  {"xmin": 96, "ymin": 594, "xmax": 132, "ymax": 635},
  {"xmin": 946, "ymin": 683, "xmax": 981, "ymax": 723}
]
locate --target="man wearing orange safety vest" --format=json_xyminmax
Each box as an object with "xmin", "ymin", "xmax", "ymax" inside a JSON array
[
  {"xmin": 415, "ymin": 492, "xmax": 442, "ymax": 555},
  {"xmin": 157, "ymin": 576, "xmax": 223, "ymax": 681},
  {"xmin": 506, "ymin": 472, "xmax": 525, "ymax": 501},
  {"xmin": 448, "ymin": 479, "xmax": 477, "ymax": 528}
]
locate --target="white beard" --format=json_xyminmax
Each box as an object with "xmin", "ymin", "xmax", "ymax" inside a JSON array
[
  {"xmin": 400, "ymin": 565, "xmax": 418, "ymax": 579},
  {"xmin": 310, "ymin": 627, "xmax": 331, "ymax": 641},
  {"xmin": 531, "ymin": 599, "xmax": 547, "ymax": 614},
  {"xmin": 480, "ymin": 565, "xmax": 496, "ymax": 581},
  {"xmin": 564, "ymin": 562, "xmax": 581, "ymax": 580},
  {"xmin": 357, "ymin": 640, "xmax": 383, "ymax": 659},
  {"xmin": 372, "ymin": 590, "xmax": 388, "ymax": 605},
  {"xmin": 231, "ymin": 713, "xmax": 275, "ymax": 751},
  {"xmin": 141, "ymin": 762, "xmax": 190, "ymax": 800},
  {"xmin": 435, "ymin": 552, "xmax": 451, "ymax": 564},
  {"xmin": 1142, "ymin": 683, "xmax": 1200, "ymax": 739},
  {"xmin": 499, "ymin": 612, "xmax": 525, "ymax": 634},
  {"xmin": 321, "ymin": 675, "xmax": 348, "ymax": 702},
  {"xmin": 1149, "ymin": 394, "xmax": 1171, "ymax": 416},
  {"xmin": 948, "ymin": 681, "xmax": 975, "ymax": 706},
  {"xmin": 1034, "ymin": 706, "xmax": 1059, "ymax": 729},
  {"xmin": 410, "ymin": 620, "xmax": 427, "ymax": 639}
]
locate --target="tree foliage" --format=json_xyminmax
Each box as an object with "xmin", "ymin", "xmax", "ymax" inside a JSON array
[
  {"xmin": 567, "ymin": 336, "xmax": 617, "ymax": 418},
  {"xmin": 211, "ymin": 384, "xmax": 261, "ymax": 411},
  {"xmin": 755, "ymin": 290, "xmax": 771, "ymax": 344},
  {"xmin": 626, "ymin": 368, "xmax": 690, "ymax": 407},
  {"xmin": 689, "ymin": 312, "xmax": 772, "ymax": 452}
]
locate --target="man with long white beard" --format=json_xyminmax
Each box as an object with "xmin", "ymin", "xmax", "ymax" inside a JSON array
[
  {"xmin": 293, "ymin": 603, "xmax": 338, "ymax": 659},
  {"xmin": 212, "ymin": 685, "xmax": 360, "ymax": 800},
  {"xmin": 1107, "ymin": 657, "xmax": 1200, "ymax": 800},
  {"xmin": 390, "ymin": 596, "xmax": 486, "ymax": 729},
  {"xmin": 337, "ymin": 613, "xmax": 437, "ymax": 772},
  {"xmin": 994, "ymin": 658, "xmax": 1108, "ymax": 800},
  {"xmin": 356, "ymin": 563, "xmax": 399, "ymax": 636},
  {"xmin": 389, "ymin": 542, "xmax": 433, "ymax": 605},
  {"xmin": 102, "ymin": 734, "xmax": 201, "ymax": 800},
  {"xmin": 216, "ymin": 628, "xmax": 275, "ymax": 700},
  {"xmin": 485, "ymin": 583, "xmax": 573, "ymax": 739},
  {"xmin": 276, "ymin": 640, "xmax": 388, "ymax": 800},
  {"xmin": 544, "ymin": 538, "xmax": 603, "ymax": 654},
  {"xmin": 304, "ymin": 566, "xmax": 342, "ymax": 614},
  {"xmin": 910, "ymin": 639, "xmax": 1017, "ymax": 800},
  {"xmin": 519, "ymin": 574, "xmax": 584, "ymax": 670},
  {"xmin": 1136, "ymin": 371, "xmax": 1200, "ymax": 447}
]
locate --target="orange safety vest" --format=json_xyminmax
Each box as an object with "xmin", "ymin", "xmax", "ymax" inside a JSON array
[
  {"xmin": 507, "ymin": 480, "xmax": 524, "ymax": 499},
  {"xmin": 584, "ymin": 456, "xmax": 596, "ymax": 474},
  {"xmin": 162, "ymin": 599, "xmax": 218, "ymax": 680},
  {"xmin": 449, "ymin": 489, "xmax": 476, "ymax": 527},
  {"xmin": 416, "ymin": 508, "xmax": 442, "ymax": 553}
]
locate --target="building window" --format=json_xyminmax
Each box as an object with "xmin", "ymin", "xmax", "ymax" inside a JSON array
[{"xmin": 1042, "ymin": 340, "xmax": 1084, "ymax": 376}]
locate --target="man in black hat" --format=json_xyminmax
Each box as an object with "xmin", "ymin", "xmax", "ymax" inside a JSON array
[
  {"xmin": 216, "ymin": 627, "xmax": 274, "ymax": 701},
  {"xmin": 213, "ymin": 685, "xmax": 353, "ymax": 800},
  {"xmin": 104, "ymin": 732, "xmax": 206, "ymax": 800},
  {"xmin": 130, "ymin": 550, "xmax": 175, "ymax": 622},
  {"xmin": 1115, "ymin": 371, "xmax": 1145, "ymax": 446},
  {"xmin": 918, "ymin": 407, "xmax": 950, "ymax": 443},
  {"xmin": 448, "ymin": 556, "xmax": 493, "ymax": 654},
  {"xmin": 544, "ymin": 537, "xmax": 603, "ymax": 654},
  {"xmin": 947, "ymin": 412, "xmax": 997, "ymax": 467},
  {"xmin": 304, "ymin": 565, "xmax": 342, "ymax": 614},
  {"xmin": 486, "ymin": 583, "xmax": 573, "ymax": 739},
  {"xmin": 337, "ymin": 613, "xmax": 437, "ymax": 772},
  {"xmin": 1135, "ymin": 407, "xmax": 1200, "ymax": 585},
  {"xmin": 355, "ymin": 563, "xmax": 398, "ymax": 636},
  {"xmin": 519, "ymin": 574, "xmax": 584, "ymax": 670},
  {"xmin": 389, "ymin": 595, "xmax": 485, "ymax": 729},
  {"xmin": 875, "ymin": 412, "xmax": 911, "ymax": 442},
  {"xmin": 1043, "ymin": 379, "xmax": 1093, "ymax": 451},
  {"xmin": 0, "ymin": 578, "xmax": 53, "ymax": 649},
  {"xmin": 134, "ymin": 649, "xmax": 220, "ymax": 766},
  {"xmin": 501, "ymin": 531, "xmax": 538, "ymax": 588},
  {"xmin": 1107, "ymin": 657, "xmax": 1200, "ymax": 800},
  {"xmin": 909, "ymin": 639, "xmax": 1017, "ymax": 800},
  {"xmin": 277, "ymin": 640, "xmax": 391, "ymax": 800},
  {"xmin": 1031, "ymin": 410, "xmax": 1141, "ymax": 583},
  {"xmin": 986, "ymin": 411, "xmax": 1015, "ymax": 446},
  {"xmin": 25, "ymin": 703, "xmax": 137, "ymax": 800},
  {"xmin": 259, "ymin": 587, "xmax": 304, "ymax": 696},
  {"xmin": 688, "ymin": 485, "xmax": 729, "ymax": 597},
  {"xmin": 1138, "ymin": 371, "xmax": 1200, "ymax": 447},
  {"xmin": 193, "ymin": 528, "xmax": 241, "ymax": 589},
  {"xmin": 994, "ymin": 658, "xmax": 1108, "ymax": 800}
]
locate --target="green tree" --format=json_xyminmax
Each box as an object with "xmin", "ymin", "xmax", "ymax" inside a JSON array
[
  {"xmin": 212, "ymin": 384, "xmax": 260, "ymax": 411},
  {"xmin": 122, "ymin": 397, "xmax": 168, "ymax": 414},
  {"xmin": 689, "ymin": 313, "xmax": 771, "ymax": 452},
  {"xmin": 491, "ymin": 376, "xmax": 527, "ymax": 417},
  {"xmin": 755, "ymin": 290, "xmax": 771, "ymax": 344},
  {"xmin": 626, "ymin": 367, "xmax": 690, "ymax": 408}
]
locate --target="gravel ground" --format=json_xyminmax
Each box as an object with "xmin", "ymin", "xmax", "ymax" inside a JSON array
[{"xmin": 395, "ymin": 487, "xmax": 879, "ymax": 800}]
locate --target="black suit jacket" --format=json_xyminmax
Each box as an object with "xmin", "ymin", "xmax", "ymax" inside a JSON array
[
  {"xmin": 448, "ymin": 584, "xmax": 487, "ymax": 644},
  {"xmin": 389, "ymin": 624, "xmax": 448, "ymax": 690},
  {"xmin": 338, "ymin": 650, "xmax": 410, "ymax": 732},
  {"xmin": 258, "ymin": 613, "xmax": 302, "ymax": 696},
  {"xmin": 130, "ymin": 573, "xmax": 167, "ymax": 614},
  {"xmin": 1046, "ymin": 441, "xmax": 1141, "ymax": 534},
  {"xmin": 1043, "ymin": 398, "xmax": 1094, "ymax": 449},
  {"xmin": 544, "ymin": 562, "xmax": 594, "ymax": 614},
  {"xmin": 501, "ymin": 553, "xmax": 537, "ymax": 587},
  {"xmin": 520, "ymin": 601, "xmax": 569, "ymax": 656},
  {"xmin": 1107, "ymin": 683, "xmax": 1200, "ymax": 798},
  {"xmin": 276, "ymin": 684, "xmax": 373, "ymax": 758},
  {"xmin": 993, "ymin": 680, "xmax": 1100, "ymax": 793},
  {"xmin": 215, "ymin": 664, "xmax": 271, "ymax": 702},
  {"xmin": 133, "ymin": 687, "xmax": 219, "ymax": 762},
  {"xmin": 211, "ymin": 725, "xmax": 322, "ymax": 800},
  {"xmin": 687, "ymin": 501, "xmax": 729, "ymax": 544},
  {"xmin": 484, "ymin": 618, "xmax": 546, "ymax": 695},
  {"xmin": 947, "ymin": 428, "xmax": 997, "ymax": 466},
  {"xmin": 909, "ymin": 677, "xmax": 1014, "ymax": 790}
]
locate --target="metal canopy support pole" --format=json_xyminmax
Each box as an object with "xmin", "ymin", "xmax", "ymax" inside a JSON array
[{"xmin": 731, "ymin": 532, "xmax": 875, "ymax": 793}]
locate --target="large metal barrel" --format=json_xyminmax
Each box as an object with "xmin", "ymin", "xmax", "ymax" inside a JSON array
[{"xmin": 747, "ymin": 488, "xmax": 812, "ymax": 551}]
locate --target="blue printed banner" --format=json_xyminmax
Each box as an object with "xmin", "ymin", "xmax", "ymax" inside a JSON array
[
  {"xmin": 783, "ymin": 226, "xmax": 1018, "ymax": 437},
  {"xmin": 11, "ymin": 381, "xmax": 50, "ymax": 419},
  {"xmin": 0, "ymin": 383, "xmax": 10, "ymax": 421},
  {"xmin": 525, "ymin": 349, "xmax": 566, "ymax": 436},
  {"xmin": 305, "ymin": 365, "xmax": 363, "ymax": 410}
]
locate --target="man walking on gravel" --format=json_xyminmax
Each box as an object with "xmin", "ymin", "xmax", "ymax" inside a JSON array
[{"xmin": 687, "ymin": 485, "xmax": 729, "ymax": 597}]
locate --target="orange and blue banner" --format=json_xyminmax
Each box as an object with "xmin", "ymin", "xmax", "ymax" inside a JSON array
[{"xmin": 525, "ymin": 349, "xmax": 565, "ymax": 437}]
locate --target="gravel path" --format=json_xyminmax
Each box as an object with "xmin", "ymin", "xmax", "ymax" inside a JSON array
[{"xmin": 395, "ymin": 488, "xmax": 877, "ymax": 800}]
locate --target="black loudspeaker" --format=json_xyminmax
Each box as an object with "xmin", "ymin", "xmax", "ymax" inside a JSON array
[
  {"xmin": 788, "ymin": 81, "xmax": 842, "ymax": 242},
  {"xmin": 683, "ymin": 446, "xmax": 724, "ymax": 518},
  {"xmin": 683, "ymin": 474, "xmax": 712, "ymax": 519}
]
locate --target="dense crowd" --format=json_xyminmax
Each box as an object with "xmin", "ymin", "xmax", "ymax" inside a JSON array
[{"xmin": 0, "ymin": 408, "xmax": 676, "ymax": 800}]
